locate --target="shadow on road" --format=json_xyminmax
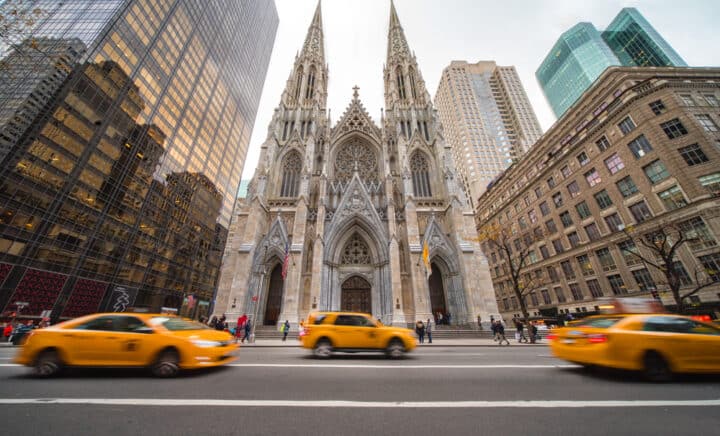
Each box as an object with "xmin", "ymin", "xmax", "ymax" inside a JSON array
[
  {"xmin": 9, "ymin": 365, "xmax": 232, "ymax": 380},
  {"xmin": 299, "ymin": 353, "xmax": 420, "ymax": 361},
  {"xmin": 558, "ymin": 366, "xmax": 720, "ymax": 384}
]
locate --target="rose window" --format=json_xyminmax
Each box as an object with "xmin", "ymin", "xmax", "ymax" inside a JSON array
[{"xmin": 334, "ymin": 139, "xmax": 377, "ymax": 181}]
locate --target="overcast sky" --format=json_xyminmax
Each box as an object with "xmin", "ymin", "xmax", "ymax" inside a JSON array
[{"xmin": 241, "ymin": 0, "xmax": 720, "ymax": 180}]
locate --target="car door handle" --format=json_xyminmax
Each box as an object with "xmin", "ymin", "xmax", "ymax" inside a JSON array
[{"xmin": 105, "ymin": 336, "xmax": 118, "ymax": 340}]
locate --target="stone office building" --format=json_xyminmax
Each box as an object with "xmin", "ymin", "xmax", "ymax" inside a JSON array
[{"xmin": 476, "ymin": 67, "xmax": 720, "ymax": 323}]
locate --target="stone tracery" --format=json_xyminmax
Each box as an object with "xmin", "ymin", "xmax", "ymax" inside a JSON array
[
  {"xmin": 334, "ymin": 139, "xmax": 377, "ymax": 181},
  {"xmin": 341, "ymin": 233, "xmax": 372, "ymax": 264}
]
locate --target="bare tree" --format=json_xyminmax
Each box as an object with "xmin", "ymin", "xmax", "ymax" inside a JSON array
[
  {"xmin": 478, "ymin": 224, "xmax": 546, "ymax": 325},
  {"xmin": 619, "ymin": 222, "xmax": 716, "ymax": 314}
]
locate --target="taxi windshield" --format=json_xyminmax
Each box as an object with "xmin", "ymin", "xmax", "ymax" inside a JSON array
[{"xmin": 150, "ymin": 317, "xmax": 210, "ymax": 331}]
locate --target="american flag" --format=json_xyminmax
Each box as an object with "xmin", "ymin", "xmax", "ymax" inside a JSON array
[
  {"xmin": 281, "ymin": 241, "xmax": 290, "ymax": 280},
  {"xmin": 187, "ymin": 294, "xmax": 196, "ymax": 310}
]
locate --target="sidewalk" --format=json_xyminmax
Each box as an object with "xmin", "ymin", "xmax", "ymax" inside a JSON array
[{"xmin": 239, "ymin": 339, "xmax": 547, "ymax": 347}]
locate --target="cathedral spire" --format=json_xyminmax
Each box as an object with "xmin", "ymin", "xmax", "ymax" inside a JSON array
[
  {"xmin": 300, "ymin": 0, "xmax": 325, "ymax": 63},
  {"xmin": 387, "ymin": 0, "xmax": 411, "ymax": 64}
]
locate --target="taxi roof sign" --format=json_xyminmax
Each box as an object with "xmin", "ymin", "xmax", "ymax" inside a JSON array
[{"xmin": 597, "ymin": 297, "xmax": 665, "ymax": 314}]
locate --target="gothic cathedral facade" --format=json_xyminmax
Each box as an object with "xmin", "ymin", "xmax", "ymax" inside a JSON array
[{"xmin": 214, "ymin": 3, "xmax": 498, "ymax": 327}]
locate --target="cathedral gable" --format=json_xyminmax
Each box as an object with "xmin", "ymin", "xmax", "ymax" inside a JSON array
[
  {"xmin": 330, "ymin": 89, "xmax": 381, "ymax": 144},
  {"xmin": 422, "ymin": 215, "xmax": 453, "ymax": 258},
  {"xmin": 329, "ymin": 172, "xmax": 385, "ymax": 236}
]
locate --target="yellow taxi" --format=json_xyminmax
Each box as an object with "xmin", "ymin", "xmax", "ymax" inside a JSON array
[
  {"xmin": 298, "ymin": 311, "xmax": 417, "ymax": 358},
  {"xmin": 548, "ymin": 309, "xmax": 720, "ymax": 381},
  {"xmin": 14, "ymin": 313, "xmax": 238, "ymax": 377}
]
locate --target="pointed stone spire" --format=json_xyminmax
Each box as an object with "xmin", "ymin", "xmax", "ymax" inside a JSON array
[
  {"xmin": 300, "ymin": 0, "xmax": 325, "ymax": 63},
  {"xmin": 387, "ymin": 0, "xmax": 411, "ymax": 63}
]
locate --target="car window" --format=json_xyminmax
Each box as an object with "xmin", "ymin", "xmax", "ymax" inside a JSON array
[
  {"xmin": 75, "ymin": 316, "xmax": 116, "ymax": 331},
  {"xmin": 644, "ymin": 317, "xmax": 720, "ymax": 335},
  {"xmin": 114, "ymin": 316, "xmax": 149, "ymax": 332},
  {"xmin": 311, "ymin": 314, "xmax": 328, "ymax": 325},
  {"xmin": 576, "ymin": 317, "xmax": 624, "ymax": 329},
  {"xmin": 149, "ymin": 317, "xmax": 209, "ymax": 331},
  {"xmin": 334, "ymin": 315, "xmax": 356, "ymax": 326}
]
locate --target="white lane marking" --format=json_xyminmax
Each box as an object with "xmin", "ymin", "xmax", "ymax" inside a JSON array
[
  {"xmin": 0, "ymin": 363, "xmax": 19, "ymax": 367},
  {"xmin": 0, "ymin": 398, "xmax": 718, "ymax": 408},
  {"xmin": 227, "ymin": 364, "xmax": 577, "ymax": 369}
]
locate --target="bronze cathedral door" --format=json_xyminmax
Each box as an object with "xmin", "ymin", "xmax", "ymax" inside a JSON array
[
  {"xmin": 341, "ymin": 276, "xmax": 371, "ymax": 314},
  {"xmin": 264, "ymin": 264, "xmax": 284, "ymax": 325}
]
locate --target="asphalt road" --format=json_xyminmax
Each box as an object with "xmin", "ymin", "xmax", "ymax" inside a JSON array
[{"xmin": 1, "ymin": 345, "xmax": 719, "ymax": 435}]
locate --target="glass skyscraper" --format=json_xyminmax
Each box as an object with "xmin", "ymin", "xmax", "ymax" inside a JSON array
[
  {"xmin": 0, "ymin": 0, "xmax": 278, "ymax": 321},
  {"xmin": 602, "ymin": 8, "xmax": 687, "ymax": 68},
  {"xmin": 537, "ymin": 8, "xmax": 686, "ymax": 118}
]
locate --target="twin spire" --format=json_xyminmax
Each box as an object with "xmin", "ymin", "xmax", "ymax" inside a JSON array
[{"xmin": 299, "ymin": 1, "xmax": 325, "ymax": 62}]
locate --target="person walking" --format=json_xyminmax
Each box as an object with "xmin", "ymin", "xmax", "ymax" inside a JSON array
[
  {"xmin": 415, "ymin": 320, "xmax": 425, "ymax": 344},
  {"xmin": 242, "ymin": 318, "xmax": 252, "ymax": 343},
  {"xmin": 515, "ymin": 320, "xmax": 528, "ymax": 343},
  {"xmin": 2, "ymin": 322, "xmax": 11, "ymax": 342},
  {"xmin": 425, "ymin": 319, "xmax": 433, "ymax": 344},
  {"xmin": 495, "ymin": 320, "xmax": 510, "ymax": 346},
  {"xmin": 282, "ymin": 320, "xmax": 290, "ymax": 341},
  {"xmin": 491, "ymin": 319, "xmax": 499, "ymax": 342},
  {"xmin": 529, "ymin": 322, "xmax": 539, "ymax": 344},
  {"xmin": 235, "ymin": 314, "xmax": 247, "ymax": 343}
]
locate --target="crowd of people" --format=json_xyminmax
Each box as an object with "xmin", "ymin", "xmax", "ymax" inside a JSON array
[{"xmin": 2, "ymin": 319, "xmax": 51, "ymax": 344}]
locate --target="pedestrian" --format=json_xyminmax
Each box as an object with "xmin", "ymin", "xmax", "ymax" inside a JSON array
[
  {"xmin": 529, "ymin": 322, "xmax": 539, "ymax": 344},
  {"xmin": 242, "ymin": 318, "xmax": 252, "ymax": 343},
  {"xmin": 282, "ymin": 320, "xmax": 290, "ymax": 341},
  {"xmin": 495, "ymin": 320, "xmax": 510, "ymax": 346},
  {"xmin": 491, "ymin": 319, "xmax": 498, "ymax": 341},
  {"xmin": 415, "ymin": 320, "xmax": 425, "ymax": 344},
  {"xmin": 209, "ymin": 316, "xmax": 218, "ymax": 329},
  {"xmin": 215, "ymin": 315, "xmax": 226, "ymax": 331},
  {"xmin": 426, "ymin": 318, "xmax": 433, "ymax": 344},
  {"xmin": 2, "ymin": 322, "xmax": 10, "ymax": 342},
  {"xmin": 477, "ymin": 315, "xmax": 482, "ymax": 329},
  {"xmin": 515, "ymin": 320, "xmax": 528, "ymax": 343},
  {"xmin": 446, "ymin": 313, "xmax": 452, "ymax": 325},
  {"xmin": 437, "ymin": 312, "xmax": 443, "ymax": 325}
]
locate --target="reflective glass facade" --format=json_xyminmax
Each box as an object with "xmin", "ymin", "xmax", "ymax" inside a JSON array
[
  {"xmin": 0, "ymin": 0, "xmax": 278, "ymax": 320},
  {"xmin": 536, "ymin": 23, "xmax": 619, "ymax": 118},
  {"xmin": 602, "ymin": 8, "xmax": 686, "ymax": 68}
]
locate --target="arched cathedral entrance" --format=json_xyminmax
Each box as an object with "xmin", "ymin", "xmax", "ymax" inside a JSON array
[
  {"xmin": 264, "ymin": 264, "xmax": 284, "ymax": 325},
  {"xmin": 341, "ymin": 276, "xmax": 371, "ymax": 313},
  {"xmin": 429, "ymin": 263, "xmax": 447, "ymax": 321}
]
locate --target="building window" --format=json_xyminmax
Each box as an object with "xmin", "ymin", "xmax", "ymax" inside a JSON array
[
  {"xmin": 695, "ymin": 114, "xmax": 718, "ymax": 132},
  {"xmin": 547, "ymin": 265, "xmax": 559, "ymax": 282},
  {"xmin": 627, "ymin": 135, "xmax": 653, "ymax": 159},
  {"xmin": 648, "ymin": 100, "xmax": 666, "ymax": 115},
  {"xmin": 569, "ymin": 283, "xmax": 583, "ymax": 301},
  {"xmin": 699, "ymin": 253, "xmax": 720, "ymax": 282},
  {"xmin": 618, "ymin": 240, "xmax": 642, "ymax": 267},
  {"xmin": 554, "ymin": 287, "xmax": 567, "ymax": 303},
  {"xmin": 541, "ymin": 289, "xmax": 552, "ymax": 305},
  {"xmin": 618, "ymin": 116, "xmax": 636, "ymax": 135},
  {"xmin": 552, "ymin": 192, "xmax": 563, "ymax": 208},
  {"xmin": 671, "ymin": 261, "xmax": 693, "ymax": 286},
  {"xmin": 567, "ymin": 231, "xmax": 581, "ymax": 248},
  {"xmin": 596, "ymin": 136, "xmax": 610, "ymax": 152},
  {"xmin": 679, "ymin": 94, "xmax": 696, "ymax": 106},
  {"xmin": 410, "ymin": 152, "xmax": 432, "ymax": 197},
  {"xmin": 698, "ymin": 172, "xmax": 720, "ymax": 195},
  {"xmin": 629, "ymin": 200, "xmax": 653, "ymax": 223},
  {"xmin": 503, "ymin": 298, "xmax": 509, "ymax": 310},
  {"xmin": 539, "ymin": 201, "xmax": 550, "ymax": 216},
  {"xmin": 560, "ymin": 211, "xmax": 573, "ymax": 228},
  {"xmin": 528, "ymin": 209, "xmax": 538, "ymax": 224},
  {"xmin": 703, "ymin": 94, "xmax": 719, "ymax": 106},
  {"xmin": 616, "ymin": 176, "xmax": 639, "ymax": 197},
  {"xmin": 595, "ymin": 247, "xmax": 616, "ymax": 271},
  {"xmin": 575, "ymin": 201, "xmax": 591, "ymax": 219},
  {"xmin": 586, "ymin": 279, "xmax": 604, "ymax": 298},
  {"xmin": 534, "ymin": 186, "xmax": 543, "ymax": 199},
  {"xmin": 585, "ymin": 168, "xmax": 601, "ymax": 187},
  {"xmin": 567, "ymin": 181, "xmax": 580, "ymax": 198},
  {"xmin": 585, "ymin": 223, "xmax": 601, "ymax": 241},
  {"xmin": 577, "ymin": 254, "xmax": 595, "ymax": 276},
  {"xmin": 607, "ymin": 274, "xmax": 627, "ymax": 295},
  {"xmin": 643, "ymin": 160, "xmax": 669, "ymax": 184},
  {"xmin": 678, "ymin": 217, "xmax": 717, "ymax": 250},
  {"xmin": 604, "ymin": 213, "xmax": 623, "ymax": 233},
  {"xmin": 539, "ymin": 245, "xmax": 550, "ymax": 259},
  {"xmin": 604, "ymin": 153, "xmax": 625, "ymax": 175},
  {"xmin": 553, "ymin": 239, "xmax": 565, "ymax": 254},
  {"xmin": 661, "ymin": 118, "xmax": 688, "ymax": 139},
  {"xmin": 518, "ymin": 216, "xmax": 528, "ymax": 229},
  {"xmin": 594, "ymin": 189, "xmax": 613, "ymax": 210},
  {"xmin": 511, "ymin": 296, "xmax": 518, "ymax": 308},
  {"xmin": 545, "ymin": 219, "xmax": 557, "ymax": 234},
  {"xmin": 678, "ymin": 143, "xmax": 709, "ymax": 166},
  {"xmin": 547, "ymin": 176, "xmax": 556, "ymax": 189},
  {"xmin": 280, "ymin": 152, "xmax": 302, "ymax": 197},
  {"xmin": 561, "ymin": 261, "xmax": 575, "ymax": 280},
  {"xmin": 657, "ymin": 185, "xmax": 687, "ymax": 211},
  {"xmin": 530, "ymin": 292, "xmax": 539, "ymax": 307},
  {"xmin": 561, "ymin": 165, "xmax": 571, "ymax": 178},
  {"xmin": 576, "ymin": 151, "xmax": 589, "ymax": 166},
  {"xmin": 632, "ymin": 268, "xmax": 657, "ymax": 293}
]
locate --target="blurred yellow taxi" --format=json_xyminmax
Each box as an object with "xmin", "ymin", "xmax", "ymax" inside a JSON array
[
  {"xmin": 298, "ymin": 311, "xmax": 417, "ymax": 358},
  {"xmin": 548, "ymin": 312, "xmax": 720, "ymax": 380},
  {"xmin": 14, "ymin": 313, "xmax": 238, "ymax": 377}
]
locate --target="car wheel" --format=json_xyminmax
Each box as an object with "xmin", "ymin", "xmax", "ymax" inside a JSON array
[
  {"xmin": 33, "ymin": 349, "xmax": 63, "ymax": 378},
  {"xmin": 151, "ymin": 349, "xmax": 180, "ymax": 378},
  {"xmin": 385, "ymin": 339, "xmax": 405, "ymax": 359},
  {"xmin": 313, "ymin": 339, "xmax": 332, "ymax": 359},
  {"xmin": 643, "ymin": 351, "xmax": 672, "ymax": 382}
]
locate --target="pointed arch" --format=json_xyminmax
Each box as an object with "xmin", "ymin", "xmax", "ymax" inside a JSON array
[
  {"xmin": 395, "ymin": 65, "xmax": 406, "ymax": 100},
  {"xmin": 280, "ymin": 150, "xmax": 302, "ymax": 197},
  {"xmin": 304, "ymin": 240, "xmax": 313, "ymax": 273},
  {"xmin": 294, "ymin": 66, "xmax": 303, "ymax": 102},
  {"xmin": 408, "ymin": 66, "xmax": 418, "ymax": 100},
  {"xmin": 410, "ymin": 151, "xmax": 432, "ymax": 197},
  {"xmin": 306, "ymin": 65, "xmax": 317, "ymax": 100}
]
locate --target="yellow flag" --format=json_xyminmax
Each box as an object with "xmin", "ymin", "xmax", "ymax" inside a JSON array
[{"xmin": 422, "ymin": 239, "xmax": 431, "ymax": 280}]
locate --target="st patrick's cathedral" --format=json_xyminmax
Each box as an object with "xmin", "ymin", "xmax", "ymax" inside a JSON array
[{"xmin": 214, "ymin": 2, "xmax": 499, "ymax": 327}]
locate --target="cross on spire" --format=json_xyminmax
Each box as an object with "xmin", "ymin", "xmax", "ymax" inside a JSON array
[{"xmin": 352, "ymin": 85, "xmax": 360, "ymax": 100}]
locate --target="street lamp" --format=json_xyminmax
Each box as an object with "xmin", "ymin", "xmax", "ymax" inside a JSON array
[{"xmin": 250, "ymin": 240, "xmax": 269, "ymax": 343}]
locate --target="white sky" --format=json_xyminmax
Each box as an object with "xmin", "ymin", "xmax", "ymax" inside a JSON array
[{"xmin": 241, "ymin": 0, "xmax": 720, "ymax": 181}]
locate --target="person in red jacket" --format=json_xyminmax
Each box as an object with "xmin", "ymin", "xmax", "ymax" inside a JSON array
[
  {"xmin": 3, "ymin": 322, "xmax": 13, "ymax": 342},
  {"xmin": 235, "ymin": 314, "xmax": 248, "ymax": 343}
]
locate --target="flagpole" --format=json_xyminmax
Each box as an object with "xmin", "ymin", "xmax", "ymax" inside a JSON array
[{"xmin": 250, "ymin": 240, "xmax": 269, "ymax": 343}]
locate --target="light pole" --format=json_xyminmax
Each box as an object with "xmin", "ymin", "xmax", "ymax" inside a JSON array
[{"xmin": 250, "ymin": 240, "xmax": 268, "ymax": 343}]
